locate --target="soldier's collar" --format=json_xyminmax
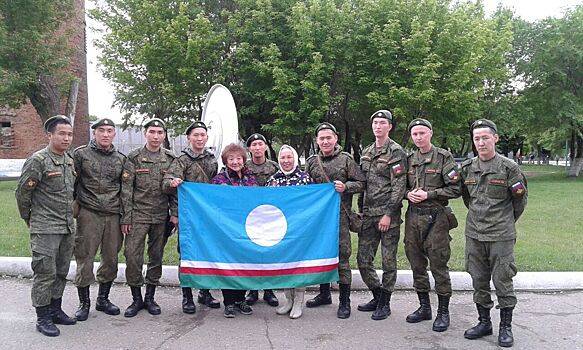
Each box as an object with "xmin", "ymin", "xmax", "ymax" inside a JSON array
[
  {"xmin": 90, "ymin": 139, "xmax": 115, "ymax": 154},
  {"xmin": 183, "ymin": 146, "xmax": 209, "ymax": 159},
  {"xmin": 319, "ymin": 144, "xmax": 342, "ymax": 158},
  {"xmin": 46, "ymin": 147, "xmax": 65, "ymax": 165}
]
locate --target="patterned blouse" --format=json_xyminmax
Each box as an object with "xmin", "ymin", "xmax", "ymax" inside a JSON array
[
  {"xmin": 211, "ymin": 167, "xmax": 258, "ymax": 187},
  {"xmin": 267, "ymin": 167, "xmax": 313, "ymax": 187}
]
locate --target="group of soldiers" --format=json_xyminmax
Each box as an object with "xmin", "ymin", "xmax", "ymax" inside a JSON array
[{"xmin": 15, "ymin": 109, "xmax": 527, "ymax": 348}]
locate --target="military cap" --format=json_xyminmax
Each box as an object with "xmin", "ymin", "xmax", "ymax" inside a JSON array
[
  {"xmin": 370, "ymin": 109, "xmax": 393, "ymax": 122},
  {"xmin": 407, "ymin": 118, "xmax": 432, "ymax": 132},
  {"xmin": 43, "ymin": 115, "xmax": 71, "ymax": 132},
  {"xmin": 91, "ymin": 118, "xmax": 115, "ymax": 129},
  {"xmin": 315, "ymin": 122, "xmax": 338, "ymax": 136},
  {"xmin": 246, "ymin": 133, "xmax": 267, "ymax": 147},
  {"xmin": 143, "ymin": 118, "xmax": 166, "ymax": 130},
  {"xmin": 471, "ymin": 119, "xmax": 497, "ymax": 134},
  {"xmin": 185, "ymin": 120, "xmax": 207, "ymax": 135}
]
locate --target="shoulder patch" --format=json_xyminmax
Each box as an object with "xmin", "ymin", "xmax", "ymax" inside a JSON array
[{"xmin": 511, "ymin": 181, "xmax": 526, "ymax": 196}]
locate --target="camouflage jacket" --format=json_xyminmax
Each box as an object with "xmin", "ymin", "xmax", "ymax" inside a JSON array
[
  {"xmin": 306, "ymin": 145, "xmax": 365, "ymax": 211},
  {"xmin": 15, "ymin": 147, "xmax": 76, "ymax": 234},
  {"xmin": 406, "ymin": 146, "xmax": 461, "ymax": 208},
  {"xmin": 460, "ymin": 154, "xmax": 528, "ymax": 241},
  {"xmin": 73, "ymin": 140, "xmax": 126, "ymax": 215},
  {"xmin": 121, "ymin": 146, "xmax": 175, "ymax": 224},
  {"xmin": 245, "ymin": 158, "xmax": 278, "ymax": 187},
  {"xmin": 360, "ymin": 138, "xmax": 407, "ymax": 226},
  {"xmin": 162, "ymin": 147, "xmax": 218, "ymax": 217}
]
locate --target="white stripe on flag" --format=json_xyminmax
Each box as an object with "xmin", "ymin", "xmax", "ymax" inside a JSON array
[{"xmin": 181, "ymin": 257, "xmax": 339, "ymax": 270}]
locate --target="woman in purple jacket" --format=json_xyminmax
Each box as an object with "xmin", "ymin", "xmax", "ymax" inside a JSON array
[
  {"xmin": 268, "ymin": 145, "xmax": 313, "ymax": 318},
  {"xmin": 212, "ymin": 143, "xmax": 257, "ymax": 318}
]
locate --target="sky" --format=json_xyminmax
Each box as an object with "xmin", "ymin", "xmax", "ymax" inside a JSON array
[{"xmin": 85, "ymin": 0, "xmax": 581, "ymax": 124}]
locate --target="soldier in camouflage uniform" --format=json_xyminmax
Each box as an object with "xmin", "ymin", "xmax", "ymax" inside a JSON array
[
  {"xmin": 404, "ymin": 118, "xmax": 461, "ymax": 332},
  {"xmin": 162, "ymin": 121, "xmax": 220, "ymax": 314},
  {"xmin": 244, "ymin": 133, "xmax": 279, "ymax": 307},
  {"xmin": 72, "ymin": 118, "xmax": 126, "ymax": 321},
  {"xmin": 16, "ymin": 116, "xmax": 77, "ymax": 337},
  {"xmin": 305, "ymin": 122, "xmax": 365, "ymax": 319},
  {"xmin": 357, "ymin": 110, "xmax": 407, "ymax": 321},
  {"xmin": 120, "ymin": 118, "xmax": 175, "ymax": 317},
  {"xmin": 461, "ymin": 119, "xmax": 527, "ymax": 348}
]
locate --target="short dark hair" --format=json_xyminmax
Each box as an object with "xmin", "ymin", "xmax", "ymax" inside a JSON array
[
  {"xmin": 221, "ymin": 143, "xmax": 247, "ymax": 165},
  {"xmin": 47, "ymin": 119, "xmax": 72, "ymax": 133}
]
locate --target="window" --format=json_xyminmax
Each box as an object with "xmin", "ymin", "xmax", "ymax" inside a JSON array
[{"xmin": 0, "ymin": 121, "xmax": 15, "ymax": 148}]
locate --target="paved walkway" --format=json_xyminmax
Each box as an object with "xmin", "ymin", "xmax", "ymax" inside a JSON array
[{"xmin": 1, "ymin": 277, "xmax": 582, "ymax": 349}]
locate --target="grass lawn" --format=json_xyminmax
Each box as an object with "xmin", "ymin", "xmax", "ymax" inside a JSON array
[{"xmin": 1, "ymin": 164, "xmax": 581, "ymax": 271}]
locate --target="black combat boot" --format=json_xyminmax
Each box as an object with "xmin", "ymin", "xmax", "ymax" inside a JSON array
[
  {"xmin": 182, "ymin": 287, "xmax": 196, "ymax": 314},
  {"xmin": 50, "ymin": 298, "xmax": 76, "ymax": 325},
  {"xmin": 245, "ymin": 290, "xmax": 259, "ymax": 305},
  {"xmin": 371, "ymin": 289, "xmax": 391, "ymax": 320},
  {"xmin": 406, "ymin": 292, "xmax": 432, "ymax": 323},
  {"xmin": 197, "ymin": 289, "xmax": 220, "ymax": 308},
  {"xmin": 432, "ymin": 295, "xmax": 450, "ymax": 332},
  {"xmin": 357, "ymin": 287, "xmax": 381, "ymax": 312},
  {"xmin": 144, "ymin": 284, "xmax": 161, "ymax": 315},
  {"xmin": 124, "ymin": 286, "xmax": 144, "ymax": 318},
  {"xmin": 263, "ymin": 289, "xmax": 279, "ymax": 307},
  {"xmin": 464, "ymin": 304, "xmax": 493, "ymax": 339},
  {"xmin": 95, "ymin": 282, "xmax": 120, "ymax": 315},
  {"xmin": 337, "ymin": 284, "xmax": 351, "ymax": 319},
  {"xmin": 498, "ymin": 307, "xmax": 514, "ymax": 347},
  {"xmin": 36, "ymin": 305, "xmax": 60, "ymax": 337},
  {"xmin": 305, "ymin": 283, "xmax": 332, "ymax": 308},
  {"xmin": 75, "ymin": 286, "xmax": 90, "ymax": 321}
]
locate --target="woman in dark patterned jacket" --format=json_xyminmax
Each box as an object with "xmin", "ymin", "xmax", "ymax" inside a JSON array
[
  {"xmin": 211, "ymin": 143, "xmax": 257, "ymax": 318},
  {"xmin": 268, "ymin": 145, "xmax": 313, "ymax": 318}
]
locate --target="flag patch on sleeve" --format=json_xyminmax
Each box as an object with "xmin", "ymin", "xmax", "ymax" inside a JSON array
[
  {"xmin": 391, "ymin": 163, "xmax": 404, "ymax": 175},
  {"xmin": 511, "ymin": 181, "xmax": 526, "ymax": 195}
]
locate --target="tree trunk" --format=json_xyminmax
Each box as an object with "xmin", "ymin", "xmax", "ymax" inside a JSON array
[
  {"xmin": 65, "ymin": 79, "xmax": 80, "ymax": 126},
  {"xmin": 28, "ymin": 74, "xmax": 61, "ymax": 121}
]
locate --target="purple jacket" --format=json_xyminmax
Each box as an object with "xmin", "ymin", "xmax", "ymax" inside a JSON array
[{"xmin": 211, "ymin": 167, "xmax": 257, "ymax": 187}]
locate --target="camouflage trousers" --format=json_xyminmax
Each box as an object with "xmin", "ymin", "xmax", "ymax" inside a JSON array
[
  {"xmin": 124, "ymin": 223, "xmax": 166, "ymax": 287},
  {"xmin": 30, "ymin": 233, "xmax": 75, "ymax": 307},
  {"xmin": 338, "ymin": 212, "xmax": 352, "ymax": 285},
  {"xmin": 357, "ymin": 216, "xmax": 400, "ymax": 292},
  {"xmin": 404, "ymin": 207, "xmax": 452, "ymax": 296},
  {"xmin": 465, "ymin": 236, "xmax": 517, "ymax": 309},
  {"xmin": 74, "ymin": 206, "xmax": 123, "ymax": 287}
]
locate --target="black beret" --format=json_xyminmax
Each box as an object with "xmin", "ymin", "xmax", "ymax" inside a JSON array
[
  {"xmin": 370, "ymin": 109, "xmax": 393, "ymax": 122},
  {"xmin": 185, "ymin": 121, "xmax": 207, "ymax": 135},
  {"xmin": 407, "ymin": 118, "xmax": 432, "ymax": 132},
  {"xmin": 143, "ymin": 118, "xmax": 166, "ymax": 130},
  {"xmin": 471, "ymin": 119, "xmax": 497, "ymax": 134},
  {"xmin": 246, "ymin": 133, "xmax": 267, "ymax": 147},
  {"xmin": 43, "ymin": 115, "xmax": 71, "ymax": 132},
  {"xmin": 315, "ymin": 122, "xmax": 338, "ymax": 136},
  {"xmin": 91, "ymin": 118, "xmax": 115, "ymax": 129}
]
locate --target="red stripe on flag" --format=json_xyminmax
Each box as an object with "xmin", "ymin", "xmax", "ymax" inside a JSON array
[{"xmin": 180, "ymin": 263, "xmax": 338, "ymax": 277}]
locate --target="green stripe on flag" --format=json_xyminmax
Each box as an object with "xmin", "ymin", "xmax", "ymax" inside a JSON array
[{"xmin": 180, "ymin": 270, "xmax": 339, "ymax": 290}]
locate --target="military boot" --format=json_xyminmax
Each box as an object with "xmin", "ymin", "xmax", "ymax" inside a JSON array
[
  {"xmin": 305, "ymin": 283, "xmax": 332, "ymax": 308},
  {"xmin": 498, "ymin": 307, "xmax": 514, "ymax": 347},
  {"xmin": 464, "ymin": 304, "xmax": 493, "ymax": 339},
  {"xmin": 263, "ymin": 289, "xmax": 279, "ymax": 307},
  {"xmin": 144, "ymin": 284, "xmax": 161, "ymax": 315},
  {"xmin": 50, "ymin": 298, "xmax": 76, "ymax": 325},
  {"xmin": 357, "ymin": 287, "xmax": 381, "ymax": 312},
  {"xmin": 371, "ymin": 289, "xmax": 391, "ymax": 321},
  {"xmin": 124, "ymin": 286, "xmax": 144, "ymax": 318},
  {"xmin": 406, "ymin": 292, "xmax": 432, "ymax": 323},
  {"xmin": 95, "ymin": 282, "xmax": 120, "ymax": 315},
  {"xmin": 337, "ymin": 284, "xmax": 351, "ymax": 319},
  {"xmin": 245, "ymin": 290, "xmax": 259, "ymax": 305},
  {"xmin": 75, "ymin": 286, "xmax": 90, "ymax": 321},
  {"xmin": 36, "ymin": 305, "xmax": 60, "ymax": 337},
  {"xmin": 197, "ymin": 289, "xmax": 220, "ymax": 308},
  {"xmin": 432, "ymin": 295, "xmax": 450, "ymax": 332},
  {"xmin": 181, "ymin": 287, "xmax": 196, "ymax": 314}
]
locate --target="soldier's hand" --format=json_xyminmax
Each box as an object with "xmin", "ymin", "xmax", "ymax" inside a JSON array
[
  {"xmin": 334, "ymin": 181, "xmax": 346, "ymax": 193},
  {"xmin": 121, "ymin": 224, "xmax": 132, "ymax": 235},
  {"xmin": 170, "ymin": 177, "xmax": 183, "ymax": 188},
  {"xmin": 378, "ymin": 215, "xmax": 391, "ymax": 232},
  {"xmin": 408, "ymin": 189, "xmax": 428, "ymax": 203},
  {"xmin": 170, "ymin": 216, "xmax": 179, "ymax": 227}
]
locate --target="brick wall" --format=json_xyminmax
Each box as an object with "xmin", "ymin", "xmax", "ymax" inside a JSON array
[{"xmin": 0, "ymin": 0, "xmax": 89, "ymax": 159}]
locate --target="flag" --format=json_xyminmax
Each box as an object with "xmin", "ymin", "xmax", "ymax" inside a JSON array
[{"xmin": 178, "ymin": 182, "xmax": 340, "ymax": 290}]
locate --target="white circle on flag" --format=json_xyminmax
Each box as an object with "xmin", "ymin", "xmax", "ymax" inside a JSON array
[{"xmin": 245, "ymin": 205, "xmax": 287, "ymax": 247}]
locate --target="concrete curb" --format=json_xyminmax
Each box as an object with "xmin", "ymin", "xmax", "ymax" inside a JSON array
[{"xmin": 2, "ymin": 256, "xmax": 582, "ymax": 291}]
